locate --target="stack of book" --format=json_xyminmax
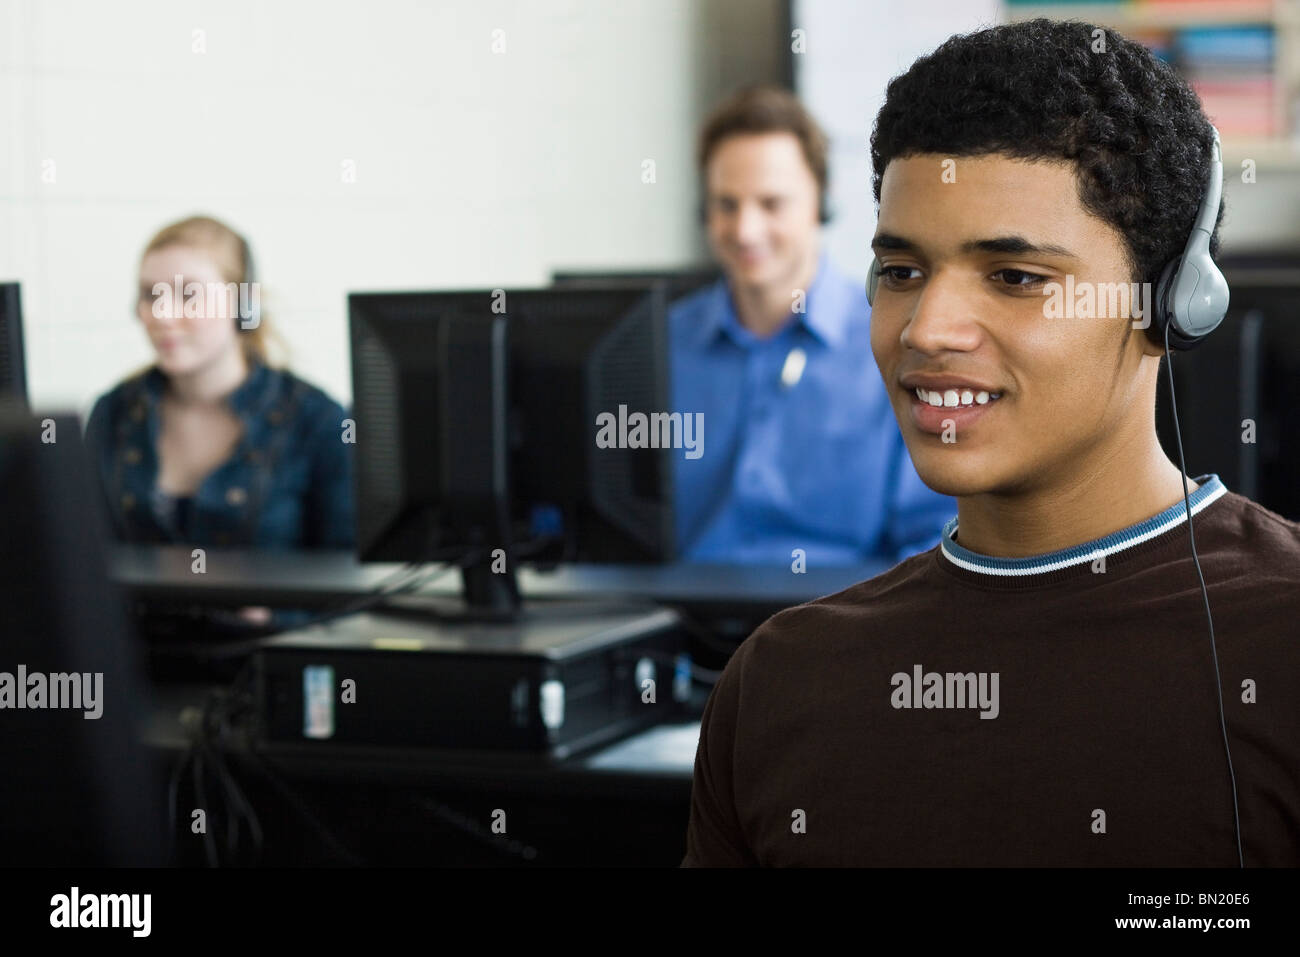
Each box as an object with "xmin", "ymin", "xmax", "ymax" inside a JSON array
[
  {"xmin": 1003, "ymin": 1, "xmax": 1286, "ymax": 140},
  {"xmin": 1174, "ymin": 24, "xmax": 1277, "ymax": 137}
]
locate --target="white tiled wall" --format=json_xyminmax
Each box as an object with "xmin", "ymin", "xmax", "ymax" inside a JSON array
[{"xmin": 1, "ymin": 0, "xmax": 786, "ymax": 413}]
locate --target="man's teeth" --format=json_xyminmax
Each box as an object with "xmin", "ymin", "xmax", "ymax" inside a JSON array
[{"xmin": 915, "ymin": 387, "xmax": 1001, "ymax": 407}]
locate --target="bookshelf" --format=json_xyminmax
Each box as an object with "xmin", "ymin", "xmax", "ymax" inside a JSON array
[{"xmin": 1004, "ymin": 1, "xmax": 1300, "ymax": 168}]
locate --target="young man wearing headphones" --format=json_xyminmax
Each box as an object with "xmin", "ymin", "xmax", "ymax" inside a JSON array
[
  {"xmin": 684, "ymin": 20, "xmax": 1300, "ymax": 866},
  {"xmin": 670, "ymin": 85, "xmax": 955, "ymax": 565}
]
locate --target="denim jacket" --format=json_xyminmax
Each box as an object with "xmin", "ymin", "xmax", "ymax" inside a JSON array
[{"xmin": 84, "ymin": 358, "xmax": 355, "ymax": 550}]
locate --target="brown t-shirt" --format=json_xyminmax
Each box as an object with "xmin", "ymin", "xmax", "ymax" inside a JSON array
[{"xmin": 682, "ymin": 477, "xmax": 1300, "ymax": 866}]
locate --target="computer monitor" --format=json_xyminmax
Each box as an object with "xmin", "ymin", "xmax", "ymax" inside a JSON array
[
  {"xmin": 551, "ymin": 267, "xmax": 720, "ymax": 304},
  {"xmin": 348, "ymin": 284, "xmax": 676, "ymax": 618},
  {"xmin": 1258, "ymin": 295, "xmax": 1300, "ymax": 520},
  {"xmin": 0, "ymin": 407, "xmax": 163, "ymax": 865},
  {"xmin": 1154, "ymin": 264, "xmax": 1300, "ymax": 521},
  {"xmin": 0, "ymin": 282, "xmax": 27, "ymax": 407}
]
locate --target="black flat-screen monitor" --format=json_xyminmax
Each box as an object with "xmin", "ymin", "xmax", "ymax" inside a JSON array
[
  {"xmin": 1155, "ymin": 262, "xmax": 1300, "ymax": 520},
  {"xmin": 0, "ymin": 407, "xmax": 163, "ymax": 864},
  {"xmin": 0, "ymin": 282, "xmax": 26, "ymax": 406},
  {"xmin": 348, "ymin": 284, "xmax": 676, "ymax": 616}
]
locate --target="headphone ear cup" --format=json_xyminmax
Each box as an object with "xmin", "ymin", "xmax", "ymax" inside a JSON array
[
  {"xmin": 238, "ymin": 238, "xmax": 261, "ymax": 332},
  {"xmin": 240, "ymin": 296, "xmax": 261, "ymax": 332},
  {"xmin": 866, "ymin": 258, "xmax": 880, "ymax": 306},
  {"xmin": 1154, "ymin": 254, "xmax": 1229, "ymax": 351}
]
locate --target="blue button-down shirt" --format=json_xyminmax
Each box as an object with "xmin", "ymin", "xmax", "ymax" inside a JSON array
[
  {"xmin": 83, "ymin": 358, "xmax": 355, "ymax": 550},
  {"xmin": 670, "ymin": 252, "xmax": 954, "ymax": 565}
]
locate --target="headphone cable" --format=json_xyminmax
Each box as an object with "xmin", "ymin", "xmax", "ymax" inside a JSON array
[{"xmin": 1163, "ymin": 321, "xmax": 1244, "ymax": 868}]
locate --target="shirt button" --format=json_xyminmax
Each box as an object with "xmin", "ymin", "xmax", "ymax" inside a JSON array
[
  {"xmin": 246, "ymin": 449, "xmax": 263, "ymax": 466},
  {"xmin": 267, "ymin": 409, "xmax": 284, "ymax": 425},
  {"xmin": 123, "ymin": 447, "xmax": 142, "ymax": 465},
  {"xmin": 216, "ymin": 532, "xmax": 232, "ymax": 545},
  {"xmin": 121, "ymin": 493, "xmax": 136, "ymax": 510},
  {"xmin": 226, "ymin": 487, "xmax": 248, "ymax": 506},
  {"xmin": 131, "ymin": 404, "xmax": 146, "ymax": 422}
]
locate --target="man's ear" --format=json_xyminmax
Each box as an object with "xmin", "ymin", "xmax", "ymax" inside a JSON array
[
  {"xmin": 1130, "ymin": 266, "xmax": 1168, "ymax": 357},
  {"xmin": 1137, "ymin": 325, "xmax": 1169, "ymax": 358}
]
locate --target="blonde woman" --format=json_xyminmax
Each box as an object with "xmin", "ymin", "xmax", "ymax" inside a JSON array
[{"xmin": 85, "ymin": 215, "xmax": 353, "ymax": 551}]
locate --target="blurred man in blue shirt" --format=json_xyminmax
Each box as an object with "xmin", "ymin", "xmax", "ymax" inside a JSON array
[{"xmin": 672, "ymin": 86, "xmax": 953, "ymax": 565}]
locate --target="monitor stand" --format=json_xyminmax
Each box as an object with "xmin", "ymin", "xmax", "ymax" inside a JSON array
[
  {"xmin": 458, "ymin": 561, "xmax": 521, "ymax": 621},
  {"xmin": 377, "ymin": 554, "xmax": 522, "ymax": 623}
]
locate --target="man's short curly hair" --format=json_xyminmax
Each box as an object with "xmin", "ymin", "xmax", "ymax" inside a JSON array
[{"xmin": 870, "ymin": 18, "xmax": 1223, "ymax": 287}]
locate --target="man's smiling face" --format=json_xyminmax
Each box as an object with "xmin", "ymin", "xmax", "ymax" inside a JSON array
[{"xmin": 870, "ymin": 153, "xmax": 1162, "ymax": 499}]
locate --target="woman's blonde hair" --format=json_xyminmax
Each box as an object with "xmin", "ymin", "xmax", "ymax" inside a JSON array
[{"xmin": 141, "ymin": 215, "xmax": 285, "ymax": 366}]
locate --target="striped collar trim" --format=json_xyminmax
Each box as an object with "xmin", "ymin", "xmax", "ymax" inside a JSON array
[{"xmin": 939, "ymin": 475, "xmax": 1227, "ymax": 577}]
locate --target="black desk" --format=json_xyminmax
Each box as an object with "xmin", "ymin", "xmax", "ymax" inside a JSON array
[{"xmin": 111, "ymin": 545, "xmax": 888, "ymax": 611}]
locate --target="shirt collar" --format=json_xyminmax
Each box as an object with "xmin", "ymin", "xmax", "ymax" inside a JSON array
[
  {"xmin": 691, "ymin": 282, "xmax": 734, "ymax": 348},
  {"xmin": 138, "ymin": 355, "xmax": 272, "ymax": 419},
  {"xmin": 694, "ymin": 249, "xmax": 854, "ymax": 349},
  {"xmin": 227, "ymin": 356, "xmax": 273, "ymax": 416},
  {"xmin": 798, "ymin": 249, "xmax": 854, "ymax": 348},
  {"xmin": 939, "ymin": 475, "xmax": 1228, "ymax": 578}
]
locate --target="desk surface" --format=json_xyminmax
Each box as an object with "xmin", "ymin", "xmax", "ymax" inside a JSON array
[{"xmin": 113, "ymin": 545, "xmax": 887, "ymax": 610}]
